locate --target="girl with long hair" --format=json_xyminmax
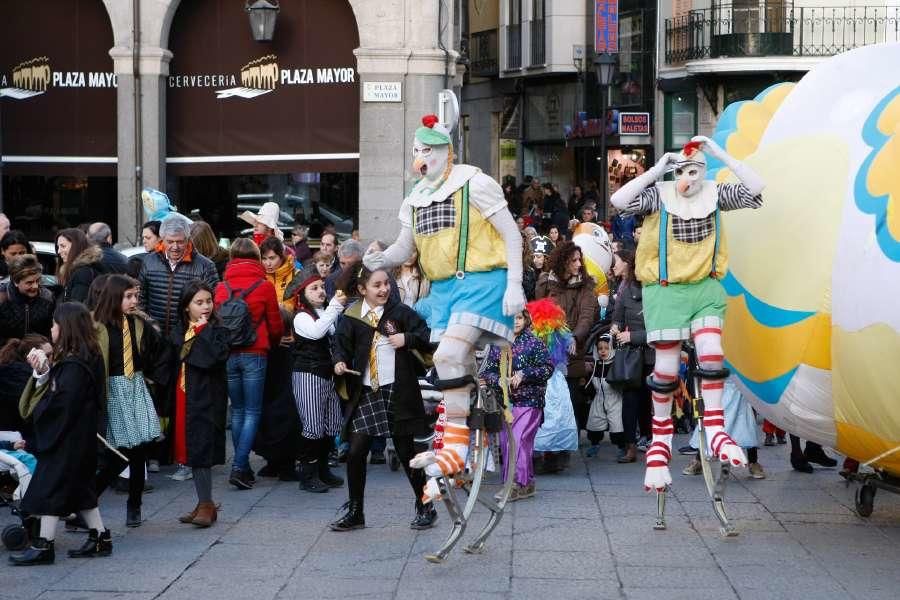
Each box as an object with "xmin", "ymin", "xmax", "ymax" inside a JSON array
[
  {"xmin": 92, "ymin": 274, "xmax": 166, "ymax": 527},
  {"xmin": 56, "ymin": 228, "xmax": 104, "ymax": 303},
  {"xmin": 11, "ymin": 302, "xmax": 110, "ymax": 565},
  {"xmin": 189, "ymin": 221, "xmax": 230, "ymax": 280}
]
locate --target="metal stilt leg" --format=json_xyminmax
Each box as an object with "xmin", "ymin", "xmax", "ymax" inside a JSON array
[
  {"xmin": 697, "ymin": 419, "xmax": 738, "ymax": 537},
  {"xmin": 654, "ymin": 489, "xmax": 668, "ymax": 530},
  {"xmin": 424, "ymin": 476, "xmax": 466, "ymax": 563},
  {"xmin": 465, "ymin": 418, "xmax": 516, "ymax": 553}
]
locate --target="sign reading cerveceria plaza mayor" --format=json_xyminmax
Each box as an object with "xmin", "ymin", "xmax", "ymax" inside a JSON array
[{"xmin": 1, "ymin": 54, "xmax": 355, "ymax": 101}]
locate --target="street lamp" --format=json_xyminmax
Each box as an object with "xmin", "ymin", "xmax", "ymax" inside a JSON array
[
  {"xmin": 246, "ymin": 0, "xmax": 280, "ymax": 42},
  {"xmin": 593, "ymin": 52, "xmax": 617, "ymax": 219}
]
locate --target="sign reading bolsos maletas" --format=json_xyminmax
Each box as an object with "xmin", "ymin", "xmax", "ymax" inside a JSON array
[{"xmin": 618, "ymin": 112, "xmax": 651, "ymax": 136}]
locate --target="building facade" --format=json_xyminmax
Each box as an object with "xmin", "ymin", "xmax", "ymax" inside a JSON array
[{"xmin": 0, "ymin": 0, "xmax": 463, "ymax": 245}]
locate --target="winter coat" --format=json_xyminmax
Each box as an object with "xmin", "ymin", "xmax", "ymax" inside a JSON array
[
  {"xmin": 214, "ymin": 258, "xmax": 283, "ymax": 355},
  {"xmin": 610, "ymin": 279, "xmax": 652, "ymax": 364},
  {"xmin": 334, "ymin": 297, "xmax": 432, "ymax": 437},
  {"xmin": 0, "ymin": 282, "xmax": 55, "ymax": 346},
  {"xmin": 169, "ymin": 321, "xmax": 230, "ymax": 468},
  {"xmin": 61, "ymin": 245, "xmax": 106, "ymax": 303},
  {"xmin": 20, "ymin": 355, "xmax": 106, "ymax": 516},
  {"xmin": 535, "ymin": 271, "xmax": 598, "ymax": 379},
  {"xmin": 481, "ymin": 329, "xmax": 552, "ymax": 408},
  {"xmin": 0, "ymin": 361, "xmax": 32, "ymax": 436},
  {"xmin": 522, "ymin": 267, "xmax": 538, "ymax": 302},
  {"xmin": 98, "ymin": 243, "xmax": 129, "ymax": 274},
  {"xmin": 253, "ymin": 338, "xmax": 301, "ymax": 462},
  {"xmin": 266, "ymin": 258, "xmax": 299, "ymax": 312},
  {"xmin": 139, "ymin": 246, "xmax": 220, "ymax": 338}
]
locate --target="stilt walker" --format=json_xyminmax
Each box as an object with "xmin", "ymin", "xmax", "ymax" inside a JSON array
[
  {"xmin": 364, "ymin": 91, "xmax": 525, "ymax": 559},
  {"xmin": 610, "ymin": 136, "xmax": 765, "ymax": 532}
]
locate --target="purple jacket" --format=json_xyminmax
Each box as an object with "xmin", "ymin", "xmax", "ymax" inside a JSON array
[{"xmin": 481, "ymin": 329, "xmax": 552, "ymax": 408}]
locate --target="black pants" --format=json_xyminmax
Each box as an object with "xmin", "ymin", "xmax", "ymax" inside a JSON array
[
  {"xmin": 96, "ymin": 443, "xmax": 147, "ymax": 508},
  {"xmin": 621, "ymin": 382, "xmax": 652, "ymax": 444},
  {"xmin": 346, "ymin": 432, "xmax": 425, "ymax": 504},
  {"xmin": 790, "ymin": 435, "xmax": 824, "ymax": 458},
  {"xmin": 566, "ymin": 378, "xmax": 589, "ymax": 432},
  {"xmin": 298, "ymin": 435, "xmax": 334, "ymax": 465}
]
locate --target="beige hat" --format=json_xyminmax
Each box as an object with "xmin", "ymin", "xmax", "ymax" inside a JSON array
[{"xmin": 239, "ymin": 201, "xmax": 283, "ymax": 240}]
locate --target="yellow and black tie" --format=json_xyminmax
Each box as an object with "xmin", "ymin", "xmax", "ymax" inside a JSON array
[
  {"xmin": 367, "ymin": 310, "xmax": 380, "ymax": 392},
  {"xmin": 122, "ymin": 316, "xmax": 134, "ymax": 379}
]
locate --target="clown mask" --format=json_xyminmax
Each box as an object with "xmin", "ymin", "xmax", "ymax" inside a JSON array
[
  {"xmin": 673, "ymin": 141, "xmax": 707, "ymax": 197},
  {"xmin": 411, "ymin": 137, "xmax": 451, "ymax": 185}
]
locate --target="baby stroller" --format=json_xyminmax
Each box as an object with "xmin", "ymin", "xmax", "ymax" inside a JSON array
[{"xmin": 0, "ymin": 449, "xmax": 37, "ymax": 552}]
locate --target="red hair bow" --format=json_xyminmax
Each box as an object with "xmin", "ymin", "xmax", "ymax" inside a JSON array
[{"xmin": 682, "ymin": 140, "xmax": 703, "ymax": 157}]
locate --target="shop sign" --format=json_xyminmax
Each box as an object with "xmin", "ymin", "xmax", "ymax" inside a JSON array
[
  {"xmin": 362, "ymin": 81, "xmax": 402, "ymax": 102},
  {"xmin": 564, "ymin": 110, "xmax": 619, "ymax": 139},
  {"xmin": 1, "ymin": 56, "xmax": 117, "ymax": 100},
  {"xmin": 618, "ymin": 112, "xmax": 650, "ymax": 135},
  {"xmin": 595, "ymin": 0, "xmax": 619, "ymax": 53}
]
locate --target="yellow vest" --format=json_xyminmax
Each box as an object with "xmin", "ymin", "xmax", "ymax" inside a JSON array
[
  {"xmin": 636, "ymin": 207, "xmax": 728, "ymax": 285},
  {"xmin": 414, "ymin": 184, "xmax": 507, "ymax": 282}
]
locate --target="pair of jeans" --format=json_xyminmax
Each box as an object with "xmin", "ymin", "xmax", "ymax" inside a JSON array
[{"xmin": 227, "ymin": 353, "xmax": 268, "ymax": 472}]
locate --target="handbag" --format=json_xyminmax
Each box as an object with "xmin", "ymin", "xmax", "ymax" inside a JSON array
[{"xmin": 606, "ymin": 343, "xmax": 644, "ymax": 389}]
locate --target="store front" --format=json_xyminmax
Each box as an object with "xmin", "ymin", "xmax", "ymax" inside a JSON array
[
  {"xmin": 0, "ymin": 0, "xmax": 117, "ymax": 240},
  {"xmin": 165, "ymin": 0, "xmax": 360, "ymax": 240}
]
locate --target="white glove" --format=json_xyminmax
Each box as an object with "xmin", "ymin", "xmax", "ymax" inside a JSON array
[
  {"xmin": 362, "ymin": 249, "xmax": 386, "ymax": 271},
  {"xmin": 502, "ymin": 283, "xmax": 526, "ymax": 317},
  {"xmin": 691, "ymin": 135, "xmax": 764, "ymax": 196},
  {"xmin": 650, "ymin": 152, "xmax": 675, "ymax": 177},
  {"xmin": 362, "ymin": 225, "xmax": 415, "ymax": 271}
]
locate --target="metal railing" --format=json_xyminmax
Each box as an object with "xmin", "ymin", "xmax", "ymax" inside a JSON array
[
  {"xmin": 530, "ymin": 18, "xmax": 546, "ymax": 66},
  {"xmin": 507, "ymin": 23, "xmax": 522, "ymax": 69},
  {"xmin": 665, "ymin": 2, "xmax": 900, "ymax": 64},
  {"xmin": 470, "ymin": 29, "xmax": 499, "ymax": 77}
]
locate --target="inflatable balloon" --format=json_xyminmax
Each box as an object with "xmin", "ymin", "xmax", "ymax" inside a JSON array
[
  {"xmin": 713, "ymin": 43, "xmax": 900, "ymax": 474},
  {"xmin": 571, "ymin": 222, "xmax": 613, "ymax": 296}
]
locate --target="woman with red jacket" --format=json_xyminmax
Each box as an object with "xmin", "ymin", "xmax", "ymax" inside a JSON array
[{"xmin": 214, "ymin": 238, "xmax": 283, "ymax": 490}]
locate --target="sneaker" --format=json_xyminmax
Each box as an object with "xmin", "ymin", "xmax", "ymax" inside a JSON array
[
  {"xmin": 678, "ymin": 445, "xmax": 698, "ymax": 455},
  {"xmin": 147, "ymin": 460, "xmax": 160, "ymax": 473},
  {"xmin": 776, "ymin": 435, "xmax": 787, "ymax": 445},
  {"xmin": 169, "ymin": 465, "xmax": 193, "ymax": 481},
  {"xmin": 636, "ymin": 437, "xmax": 650, "ymax": 453},
  {"xmin": 748, "ymin": 462, "xmax": 766, "ymax": 479},
  {"xmin": 763, "ymin": 433, "xmax": 776, "ymax": 446},
  {"xmin": 585, "ymin": 444, "xmax": 600, "ymax": 458},
  {"xmin": 228, "ymin": 469, "xmax": 254, "ymax": 490},
  {"xmin": 682, "ymin": 458, "xmax": 703, "ymax": 476}
]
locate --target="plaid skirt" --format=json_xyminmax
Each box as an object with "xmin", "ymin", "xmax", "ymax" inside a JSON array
[
  {"xmin": 106, "ymin": 373, "xmax": 162, "ymax": 449},
  {"xmin": 349, "ymin": 384, "xmax": 394, "ymax": 437}
]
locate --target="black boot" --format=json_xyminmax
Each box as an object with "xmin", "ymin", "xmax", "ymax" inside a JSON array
[
  {"xmin": 126, "ymin": 503, "xmax": 142, "ymax": 528},
  {"xmin": 791, "ymin": 453, "xmax": 815, "ymax": 474},
  {"xmin": 804, "ymin": 443, "xmax": 838, "ymax": 467},
  {"xmin": 278, "ymin": 463, "xmax": 300, "ymax": 482},
  {"xmin": 317, "ymin": 439, "xmax": 344, "ymax": 488},
  {"xmin": 298, "ymin": 461, "xmax": 329, "ymax": 493},
  {"xmin": 65, "ymin": 512, "xmax": 89, "ymax": 532},
  {"xmin": 9, "ymin": 537, "xmax": 54, "ymax": 566},
  {"xmin": 329, "ymin": 500, "xmax": 365, "ymax": 531},
  {"xmin": 67, "ymin": 529, "xmax": 112, "ymax": 558},
  {"xmin": 410, "ymin": 501, "xmax": 438, "ymax": 530}
]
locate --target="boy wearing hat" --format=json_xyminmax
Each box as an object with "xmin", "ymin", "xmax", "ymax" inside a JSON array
[{"xmin": 610, "ymin": 135, "xmax": 765, "ymax": 492}]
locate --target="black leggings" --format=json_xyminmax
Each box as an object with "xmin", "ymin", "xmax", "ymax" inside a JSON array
[
  {"xmin": 298, "ymin": 435, "xmax": 333, "ymax": 465},
  {"xmin": 566, "ymin": 378, "xmax": 589, "ymax": 432},
  {"xmin": 96, "ymin": 443, "xmax": 147, "ymax": 508},
  {"xmin": 346, "ymin": 432, "xmax": 425, "ymax": 504}
]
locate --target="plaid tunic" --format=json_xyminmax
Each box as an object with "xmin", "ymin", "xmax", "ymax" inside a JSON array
[
  {"xmin": 106, "ymin": 372, "xmax": 162, "ymax": 449},
  {"xmin": 625, "ymin": 183, "xmax": 762, "ymax": 243},
  {"xmin": 349, "ymin": 384, "xmax": 395, "ymax": 437}
]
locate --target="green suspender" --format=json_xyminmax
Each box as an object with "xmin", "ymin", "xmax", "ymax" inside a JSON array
[
  {"xmin": 710, "ymin": 208, "xmax": 721, "ymax": 278},
  {"xmin": 658, "ymin": 204, "xmax": 669, "ymax": 286},
  {"xmin": 455, "ymin": 182, "xmax": 470, "ymax": 278}
]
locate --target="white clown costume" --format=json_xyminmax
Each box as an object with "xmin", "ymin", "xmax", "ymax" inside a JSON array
[
  {"xmin": 364, "ymin": 112, "xmax": 525, "ymax": 504},
  {"xmin": 610, "ymin": 136, "xmax": 765, "ymax": 492}
]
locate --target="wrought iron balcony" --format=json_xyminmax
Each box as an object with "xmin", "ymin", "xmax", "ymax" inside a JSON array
[
  {"xmin": 470, "ymin": 29, "xmax": 499, "ymax": 77},
  {"xmin": 665, "ymin": 2, "xmax": 900, "ymax": 64},
  {"xmin": 530, "ymin": 18, "xmax": 546, "ymax": 66}
]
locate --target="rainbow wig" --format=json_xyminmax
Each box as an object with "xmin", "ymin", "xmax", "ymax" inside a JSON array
[{"xmin": 526, "ymin": 298, "xmax": 573, "ymax": 371}]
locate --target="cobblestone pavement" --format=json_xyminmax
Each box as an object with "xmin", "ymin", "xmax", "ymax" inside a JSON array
[{"xmin": 3, "ymin": 435, "xmax": 900, "ymax": 600}]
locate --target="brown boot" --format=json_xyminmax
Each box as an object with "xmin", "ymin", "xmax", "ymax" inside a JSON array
[
  {"xmin": 617, "ymin": 444, "xmax": 637, "ymax": 463},
  {"xmin": 191, "ymin": 502, "xmax": 217, "ymax": 528},
  {"xmin": 178, "ymin": 503, "xmax": 200, "ymax": 524}
]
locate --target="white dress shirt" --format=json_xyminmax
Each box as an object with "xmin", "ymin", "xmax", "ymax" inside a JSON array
[{"xmin": 360, "ymin": 300, "xmax": 396, "ymax": 388}]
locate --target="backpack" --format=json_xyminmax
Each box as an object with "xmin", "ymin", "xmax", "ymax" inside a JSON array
[{"xmin": 219, "ymin": 280, "xmax": 264, "ymax": 347}]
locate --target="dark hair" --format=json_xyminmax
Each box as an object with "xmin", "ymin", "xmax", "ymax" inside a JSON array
[
  {"xmin": 8, "ymin": 254, "xmax": 42, "ymax": 283},
  {"xmin": 86, "ymin": 274, "xmax": 113, "ymax": 311},
  {"xmin": 229, "ymin": 237, "xmax": 260, "ymax": 261},
  {"xmin": 142, "ymin": 221, "xmax": 161, "ymax": 237},
  {"xmin": 56, "ymin": 228, "xmax": 94, "ymax": 286},
  {"xmin": 190, "ymin": 221, "xmax": 228, "ymax": 264},
  {"xmin": 259, "ymin": 236, "xmax": 286, "ymax": 261},
  {"xmin": 613, "ymin": 249, "xmax": 637, "ymax": 284},
  {"xmin": 52, "ymin": 302, "xmax": 101, "ymax": 363},
  {"xmin": 320, "ymin": 232, "xmax": 337, "ymax": 246},
  {"xmin": 178, "ymin": 280, "xmax": 217, "ymax": 328},
  {"xmin": 546, "ymin": 240, "xmax": 587, "ymax": 282},
  {"xmin": 93, "ymin": 274, "xmax": 141, "ymax": 328},
  {"xmin": 1, "ymin": 230, "xmax": 33, "ymax": 255},
  {"xmin": 336, "ymin": 264, "xmax": 388, "ymax": 298},
  {"xmin": 518, "ymin": 309, "xmax": 533, "ymax": 332},
  {"xmin": 279, "ymin": 307, "xmax": 293, "ymax": 335},
  {"xmin": 0, "ymin": 334, "xmax": 50, "ymax": 365},
  {"xmin": 294, "ymin": 277, "xmax": 323, "ymax": 318}
]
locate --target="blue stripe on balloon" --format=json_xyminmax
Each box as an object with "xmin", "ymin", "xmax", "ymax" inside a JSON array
[
  {"xmin": 721, "ymin": 272, "xmax": 815, "ymax": 327},
  {"xmin": 726, "ymin": 360, "xmax": 796, "ymax": 405},
  {"xmin": 854, "ymin": 85, "xmax": 900, "ymax": 263}
]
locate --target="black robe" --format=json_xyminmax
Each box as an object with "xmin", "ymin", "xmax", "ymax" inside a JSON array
[
  {"xmin": 334, "ymin": 297, "xmax": 432, "ymax": 437},
  {"xmin": 20, "ymin": 355, "xmax": 105, "ymax": 516},
  {"xmin": 253, "ymin": 340, "xmax": 302, "ymax": 462},
  {"xmin": 168, "ymin": 321, "xmax": 230, "ymax": 468}
]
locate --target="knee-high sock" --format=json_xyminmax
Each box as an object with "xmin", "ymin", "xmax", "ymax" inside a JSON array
[
  {"xmin": 694, "ymin": 324, "xmax": 746, "ymax": 466},
  {"xmin": 79, "ymin": 507, "xmax": 104, "ymax": 532},
  {"xmin": 39, "ymin": 515, "xmax": 60, "ymax": 541},
  {"xmin": 644, "ymin": 341, "xmax": 680, "ymax": 491}
]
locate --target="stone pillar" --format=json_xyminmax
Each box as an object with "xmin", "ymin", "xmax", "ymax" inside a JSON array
[{"xmin": 350, "ymin": 0, "xmax": 459, "ymax": 243}]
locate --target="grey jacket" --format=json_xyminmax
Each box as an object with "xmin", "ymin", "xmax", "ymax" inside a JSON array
[{"xmin": 138, "ymin": 249, "xmax": 220, "ymax": 337}]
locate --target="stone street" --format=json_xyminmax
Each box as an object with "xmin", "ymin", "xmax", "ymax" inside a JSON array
[{"xmin": 3, "ymin": 435, "xmax": 900, "ymax": 600}]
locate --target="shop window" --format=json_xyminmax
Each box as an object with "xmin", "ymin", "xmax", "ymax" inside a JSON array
[
  {"xmin": 665, "ymin": 92, "xmax": 697, "ymax": 151},
  {"xmin": 610, "ymin": 11, "xmax": 645, "ymax": 107}
]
